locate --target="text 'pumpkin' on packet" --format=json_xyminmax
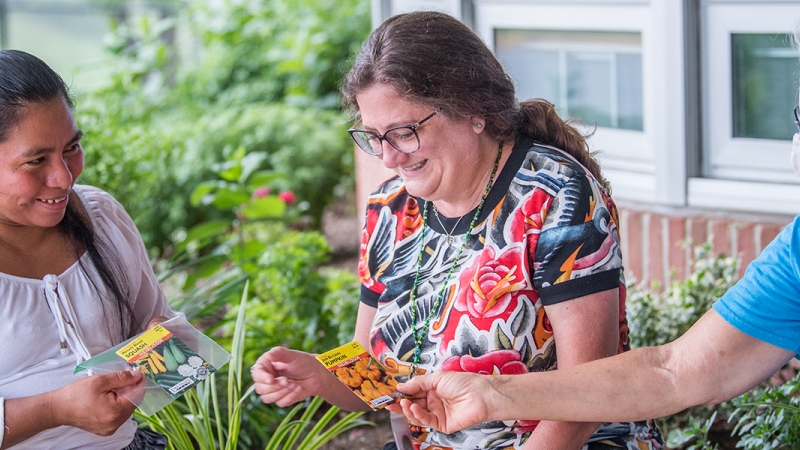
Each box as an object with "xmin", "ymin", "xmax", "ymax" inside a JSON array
[{"xmin": 316, "ymin": 341, "xmax": 407, "ymax": 410}]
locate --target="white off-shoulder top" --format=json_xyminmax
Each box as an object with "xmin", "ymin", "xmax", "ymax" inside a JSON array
[{"xmin": 0, "ymin": 185, "xmax": 177, "ymax": 450}]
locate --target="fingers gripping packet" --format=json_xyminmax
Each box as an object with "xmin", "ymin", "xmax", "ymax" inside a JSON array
[
  {"xmin": 316, "ymin": 341, "xmax": 407, "ymax": 410},
  {"xmin": 75, "ymin": 316, "xmax": 231, "ymax": 416}
]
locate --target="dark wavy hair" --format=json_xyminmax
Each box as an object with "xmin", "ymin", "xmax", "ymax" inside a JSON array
[
  {"xmin": 0, "ymin": 50, "xmax": 137, "ymax": 340},
  {"xmin": 341, "ymin": 11, "xmax": 610, "ymax": 191}
]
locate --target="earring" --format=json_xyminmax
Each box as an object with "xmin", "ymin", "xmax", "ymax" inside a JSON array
[{"xmin": 477, "ymin": 123, "xmax": 483, "ymax": 128}]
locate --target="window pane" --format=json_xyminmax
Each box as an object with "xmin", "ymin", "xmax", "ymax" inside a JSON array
[
  {"xmin": 731, "ymin": 33, "xmax": 800, "ymax": 140},
  {"xmin": 617, "ymin": 53, "xmax": 643, "ymax": 130},
  {"xmin": 567, "ymin": 52, "xmax": 612, "ymax": 127},
  {"xmin": 499, "ymin": 48, "xmax": 560, "ymax": 105},
  {"xmin": 495, "ymin": 29, "xmax": 643, "ymax": 131}
]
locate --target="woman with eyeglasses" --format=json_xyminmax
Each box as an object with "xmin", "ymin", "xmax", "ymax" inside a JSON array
[
  {"xmin": 386, "ymin": 29, "xmax": 800, "ymax": 446},
  {"xmin": 251, "ymin": 10, "xmax": 662, "ymax": 449}
]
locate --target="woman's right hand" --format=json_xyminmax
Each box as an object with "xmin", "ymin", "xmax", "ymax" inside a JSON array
[
  {"xmin": 251, "ymin": 347, "xmax": 325, "ymax": 407},
  {"xmin": 54, "ymin": 370, "xmax": 142, "ymax": 435},
  {"xmin": 390, "ymin": 371, "xmax": 492, "ymax": 434},
  {"xmin": 3, "ymin": 370, "xmax": 142, "ymax": 449}
]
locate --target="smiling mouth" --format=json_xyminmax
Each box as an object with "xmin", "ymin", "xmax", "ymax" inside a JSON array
[
  {"xmin": 403, "ymin": 160, "xmax": 427, "ymax": 172},
  {"xmin": 41, "ymin": 197, "xmax": 67, "ymax": 204}
]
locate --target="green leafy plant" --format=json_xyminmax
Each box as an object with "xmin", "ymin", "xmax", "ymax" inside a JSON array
[
  {"xmin": 627, "ymin": 242, "xmax": 740, "ymax": 349},
  {"xmin": 77, "ymin": 0, "xmax": 369, "ymax": 254},
  {"xmin": 729, "ymin": 374, "xmax": 800, "ymax": 450},
  {"xmin": 264, "ymin": 396, "xmax": 372, "ymax": 450},
  {"xmin": 627, "ymin": 242, "xmax": 800, "ymax": 450},
  {"xmin": 153, "ymin": 148, "xmax": 361, "ymax": 447},
  {"xmin": 667, "ymin": 411, "xmax": 720, "ymax": 450},
  {"xmin": 165, "ymin": 147, "xmax": 360, "ymax": 352},
  {"xmin": 191, "ymin": 228, "xmax": 360, "ymax": 366}
]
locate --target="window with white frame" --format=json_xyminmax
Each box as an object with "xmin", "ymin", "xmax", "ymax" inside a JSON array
[
  {"xmin": 495, "ymin": 29, "xmax": 643, "ymax": 131},
  {"xmin": 474, "ymin": 2, "xmax": 656, "ymax": 203},
  {"xmin": 702, "ymin": 3, "xmax": 800, "ymax": 185}
]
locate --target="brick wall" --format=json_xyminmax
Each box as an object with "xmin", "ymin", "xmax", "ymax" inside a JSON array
[{"xmin": 618, "ymin": 202, "xmax": 793, "ymax": 287}]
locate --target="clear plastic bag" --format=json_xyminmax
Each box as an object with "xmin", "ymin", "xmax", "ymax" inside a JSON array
[{"xmin": 75, "ymin": 316, "xmax": 231, "ymax": 415}]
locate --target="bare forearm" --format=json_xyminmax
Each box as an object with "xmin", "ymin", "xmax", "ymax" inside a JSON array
[
  {"xmin": 486, "ymin": 345, "xmax": 688, "ymax": 423},
  {"xmin": 3, "ymin": 394, "xmax": 60, "ymax": 449},
  {"xmin": 485, "ymin": 317, "xmax": 794, "ymax": 424}
]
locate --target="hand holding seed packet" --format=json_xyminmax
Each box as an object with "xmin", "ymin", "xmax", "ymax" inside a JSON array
[
  {"xmin": 76, "ymin": 316, "xmax": 231, "ymax": 415},
  {"xmin": 316, "ymin": 341, "xmax": 407, "ymax": 410}
]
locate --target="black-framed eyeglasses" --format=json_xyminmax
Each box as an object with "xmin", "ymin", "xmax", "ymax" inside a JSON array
[
  {"xmin": 348, "ymin": 110, "xmax": 438, "ymax": 156},
  {"xmin": 794, "ymin": 106, "xmax": 800, "ymax": 133}
]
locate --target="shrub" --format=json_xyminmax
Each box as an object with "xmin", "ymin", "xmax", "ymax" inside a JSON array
[
  {"xmin": 625, "ymin": 242, "xmax": 740, "ymax": 448},
  {"xmin": 730, "ymin": 373, "xmax": 800, "ymax": 449},
  {"xmin": 627, "ymin": 243, "xmax": 739, "ymax": 349}
]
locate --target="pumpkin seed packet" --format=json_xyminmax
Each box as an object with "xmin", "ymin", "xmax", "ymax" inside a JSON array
[
  {"xmin": 75, "ymin": 316, "xmax": 231, "ymax": 416},
  {"xmin": 316, "ymin": 341, "xmax": 407, "ymax": 410}
]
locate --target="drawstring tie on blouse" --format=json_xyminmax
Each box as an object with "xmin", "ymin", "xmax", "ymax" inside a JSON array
[{"xmin": 43, "ymin": 274, "xmax": 91, "ymax": 365}]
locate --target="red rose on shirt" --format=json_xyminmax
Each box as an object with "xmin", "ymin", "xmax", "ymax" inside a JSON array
[{"xmin": 441, "ymin": 349, "xmax": 528, "ymax": 375}]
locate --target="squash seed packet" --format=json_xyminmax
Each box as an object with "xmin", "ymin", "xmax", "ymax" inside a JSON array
[
  {"xmin": 316, "ymin": 341, "xmax": 407, "ymax": 410},
  {"xmin": 116, "ymin": 324, "xmax": 216, "ymax": 399},
  {"xmin": 75, "ymin": 316, "xmax": 231, "ymax": 416}
]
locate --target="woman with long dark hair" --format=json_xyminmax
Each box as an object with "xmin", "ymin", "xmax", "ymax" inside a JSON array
[{"xmin": 0, "ymin": 50, "xmax": 176, "ymax": 449}]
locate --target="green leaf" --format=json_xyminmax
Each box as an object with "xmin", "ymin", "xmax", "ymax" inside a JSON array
[
  {"xmin": 247, "ymin": 170, "xmax": 282, "ymax": 189},
  {"xmin": 265, "ymin": 402, "xmax": 307, "ymax": 450},
  {"xmin": 181, "ymin": 255, "xmax": 228, "ymax": 290},
  {"xmin": 239, "ymin": 152, "xmax": 268, "ymax": 183},
  {"xmin": 306, "ymin": 413, "xmax": 373, "ymax": 450},
  {"xmin": 211, "ymin": 187, "xmax": 250, "ymax": 210},
  {"xmin": 239, "ymin": 240, "xmax": 267, "ymax": 260},
  {"xmin": 184, "ymin": 220, "xmax": 230, "ymax": 243},
  {"xmin": 190, "ymin": 183, "xmax": 218, "ymax": 207},
  {"xmin": 285, "ymin": 396, "xmax": 323, "ymax": 448},
  {"xmin": 219, "ymin": 163, "xmax": 242, "ymax": 182},
  {"xmin": 242, "ymin": 196, "xmax": 286, "ymax": 219}
]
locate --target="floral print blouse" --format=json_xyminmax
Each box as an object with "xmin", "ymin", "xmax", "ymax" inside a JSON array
[{"xmin": 359, "ymin": 137, "xmax": 663, "ymax": 449}]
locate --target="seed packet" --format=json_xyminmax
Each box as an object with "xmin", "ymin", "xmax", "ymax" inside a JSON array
[
  {"xmin": 75, "ymin": 316, "xmax": 230, "ymax": 415},
  {"xmin": 316, "ymin": 341, "xmax": 407, "ymax": 410},
  {"xmin": 116, "ymin": 325, "xmax": 215, "ymax": 399}
]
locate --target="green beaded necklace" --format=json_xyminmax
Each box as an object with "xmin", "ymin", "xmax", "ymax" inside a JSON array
[{"xmin": 407, "ymin": 143, "xmax": 503, "ymax": 378}]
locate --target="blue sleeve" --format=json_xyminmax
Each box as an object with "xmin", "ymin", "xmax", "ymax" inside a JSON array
[{"xmin": 713, "ymin": 216, "xmax": 800, "ymax": 354}]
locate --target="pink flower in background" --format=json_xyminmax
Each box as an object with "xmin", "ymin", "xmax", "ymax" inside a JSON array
[
  {"xmin": 278, "ymin": 190, "xmax": 297, "ymax": 205},
  {"xmin": 252, "ymin": 186, "xmax": 271, "ymax": 199}
]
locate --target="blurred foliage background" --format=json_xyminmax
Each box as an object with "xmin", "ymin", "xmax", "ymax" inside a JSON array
[{"xmin": 76, "ymin": 0, "xmax": 368, "ymax": 254}]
